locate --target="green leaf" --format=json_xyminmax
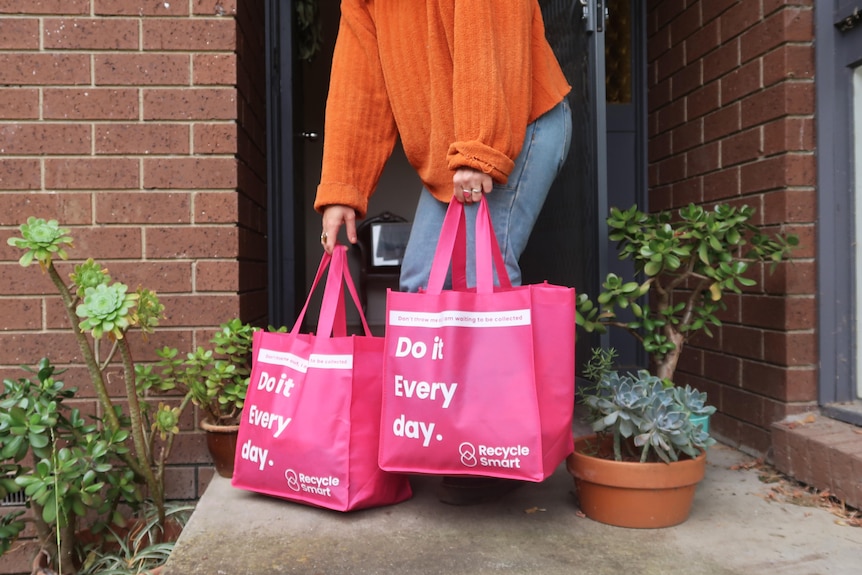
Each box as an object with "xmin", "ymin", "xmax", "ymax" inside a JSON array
[{"xmin": 644, "ymin": 260, "xmax": 661, "ymax": 276}]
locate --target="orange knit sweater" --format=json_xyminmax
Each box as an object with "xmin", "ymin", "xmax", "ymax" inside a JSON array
[{"xmin": 314, "ymin": 0, "xmax": 572, "ymax": 217}]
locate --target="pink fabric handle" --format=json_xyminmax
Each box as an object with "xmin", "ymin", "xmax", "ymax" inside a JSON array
[
  {"xmin": 426, "ymin": 197, "xmax": 512, "ymax": 295},
  {"xmin": 290, "ymin": 246, "xmax": 372, "ymax": 337}
]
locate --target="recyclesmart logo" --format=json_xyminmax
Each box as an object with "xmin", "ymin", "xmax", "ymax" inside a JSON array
[
  {"xmin": 284, "ymin": 469, "xmax": 340, "ymax": 497},
  {"xmin": 459, "ymin": 441, "xmax": 530, "ymax": 470}
]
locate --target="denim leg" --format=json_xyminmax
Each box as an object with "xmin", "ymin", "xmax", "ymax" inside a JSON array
[{"xmin": 399, "ymin": 98, "xmax": 572, "ymax": 292}]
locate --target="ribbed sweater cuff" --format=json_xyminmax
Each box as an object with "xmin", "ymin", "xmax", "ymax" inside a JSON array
[
  {"xmin": 447, "ymin": 141, "xmax": 515, "ymax": 184},
  {"xmin": 314, "ymin": 182, "xmax": 369, "ymax": 218}
]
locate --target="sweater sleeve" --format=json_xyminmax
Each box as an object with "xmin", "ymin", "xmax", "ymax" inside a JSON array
[
  {"xmin": 314, "ymin": 0, "xmax": 398, "ymax": 218},
  {"xmin": 446, "ymin": 0, "xmax": 533, "ymax": 183}
]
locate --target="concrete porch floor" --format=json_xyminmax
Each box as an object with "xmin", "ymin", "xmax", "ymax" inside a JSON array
[{"xmin": 164, "ymin": 428, "xmax": 862, "ymax": 574}]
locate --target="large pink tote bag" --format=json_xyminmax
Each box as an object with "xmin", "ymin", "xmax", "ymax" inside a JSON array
[
  {"xmin": 379, "ymin": 198, "xmax": 575, "ymax": 482},
  {"xmin": 232, "ymin": 246, "xmax": 412, "ymax": 511}
]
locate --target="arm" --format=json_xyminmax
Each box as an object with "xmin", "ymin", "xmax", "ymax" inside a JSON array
[
  {"xmin": 447, "ymin": 1, "xmax": 533, "ymax": 193},
  {"xmin": 316, "ymin": 0, "xmax": 398, "ymax": 251}
]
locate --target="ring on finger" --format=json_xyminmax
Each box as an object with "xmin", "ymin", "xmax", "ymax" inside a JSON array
[{"xmin": 320, "ymin": 231, "xmax": 328, "ymax": 242}]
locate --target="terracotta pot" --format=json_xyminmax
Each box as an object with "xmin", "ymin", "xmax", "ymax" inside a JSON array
[
  {"xmin": 566, "ymin": 434, "xmax": 707, "ymax": 528},
  {"xmin": 200, "ymin": 418, "xmax": 240, "ymax": 478}
]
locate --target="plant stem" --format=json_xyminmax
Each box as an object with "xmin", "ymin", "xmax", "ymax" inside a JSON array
[
  {"xmin": 46, "ymin": 263, "xmax": 147, "ymax": 480},
  {"xmin": 119, "ymin": 338, "xmax": 165, "ymax": 526}
]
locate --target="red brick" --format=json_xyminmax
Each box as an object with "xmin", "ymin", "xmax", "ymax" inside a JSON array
[
  {"xmin": 0, "ymin": 192, "xmax": 92, "ymax": 226},
  {"xmin": 196, "ymin": 260, "xmax": 240, "ymax": 291},
  {"xmin": 0, "ymin": 88, "xmax": 39, "ymax": 119},
  {"xmin": 143, "ymin": 19, "xmax": 236, "ymax": 51},
  {"xmin": 655, "ymin": 96, "xmax": 686, "ymax": 133},
  {"xmin": 95, "ymin": 53, "xmax": 190, "ymax": 86},
  {"xmin": 740, "ymin": 154, "xmax": 815, "ymax": 193},
  {"xmin": 96, "ymin": 192, "xmax": 192, "ymax": 224},
  {"xmin": 671, "ymin": 59, "xmax": 703, "ymax": 100},
  {"xmin": 0, "ymin": 53, "xmax": 89, "ymax": 85},
  {"xmin": 649, "ymin": 184, "xmax": 672, "ymax": 211},
  {"xmin": 193, "ymin": 53, "xmax": 237, "ymax": 85},
  {"xmin": 656, "ymin": 42, "xmax": 686, "ymax": 82},
  {"xmin": 671, "ymin": 176, "xmax": 702, "ymax": 206},
  {"xmin": 143, "ymin": 88, "xmax": 237, "ymax": 121},
  {"xmin": 742, "ymin": 360, "xmax": 817, "ymax": 401},
  {"xmin": 95, "ymin": 123, "xmax": 190, "ymax": 155},
  {"xmin": 763, "ymin": 117, "xmax": 815, "ymax": 155},
  {"xmin": 742, "ymin": 294, "xmax": 815, "ymax": 330},
  {"xmin": 146, "ymin": 226, "xmax": 238, "ymax": 259},
  {"xmin": 0, "ymin": 158, "xmax": 40, "ymax": 190},
  {"xmin": 647, "ymin": 24, "xmax": 671, "ymax": 62},
  {"xmin": 763, "ymin": 44, "xmax": 814, "ymax": 87},
  {"xmin": 43, "ymin": 88, "xmax": 139, "ymax": 120},
  {"xmin": 194, "ymin": 123, "xmax": 237, "ymax": 155},
  {"xmin": 702, "ymin": 0, "xmax": 738, "ymax": 24},
  {"xmin": 669, "ymin": 118, "xmax": 702, "ymax": 153},
  {"xmin": 719, "ymin": 0, "xmax": 762, "ymax": 42},
  {"xmin": 0, "ymin": 123, "xmax": 90, "ymax": 155},
  {"xmin": 80, "ymin": 260, "xmax": 194, "ymax": 294},
  {"xmin": 763, "ymin": 330, "xmax": 817, "ymax": 366},
  {"xmin": 720, "ymin": 324, "xmax": 764, "ymax": 360},
  {"xmin": 157, "ymin": 294, "xmax": 240, "ymax": 326},
  {"xmin": 720, "ymin": 58, "xmax": 761, "ymax": 105},
  {"xmin": 0, "ymin": 0, "xmax": 88, "ymax": 14},
  {"xmin": 45, "ymin": 158, "xmax": 139, "ymax": 190},
  {"xmin": 686, "ymin": 141, "xmax": 719, "ymax": 176},
  {"xmin": 648, "ymin": 77, "xmax": 672, "ymax": 113},
  {"xmin": 668, "ymin": 3, "xmax": 702, "ymax": 46},
  {"xmin": 0, "ymin": 298, "xmax": 41, "ymax": 330},
  {"xmin": 703, "ymin": 39, "xmax": 740, "ymax": 84},
  {"xmin": 684, "ymin": 18, "xmax": 719, "ymax": 63},
  {"xmin": 70, "ymin": 226, "xmax": 144, "ymax": 259},
  {"xmin": 94, "ymin": 0, "xmax": 189, "ymax": 16},
  {"xmin": 685, "ymin": 81, "xmax": 719, "ymax": 121},
  {"xmin": 741, "ymin": 82, "xmax": 815, "ymax": 129},
  {"xmin": 741, "ymin": 8, "xmax": 814, "ymax": 63},
  {"xmin": 721, "ymin": 127, "xmax": 762, "ymax": 168},
  {"xmin": 762, "ymin": 259, "xmax": 816, "ymax": 295},
  {"xmin": 43, "ymin": 17, "xmax": 138, "ymax": 49},
  {"xmin": 0, "ymin": 331, "xmax": 83, "ymax": 364},
  {"xmin": 701, "ymin": 349, "xmax": 742, "ymax": 386},
  {"xmin": 654, "ymin": 0, "xmax": 686, "ymax": 32},
  {"xmin": 193, "ymin": 0, "xmax": 238, "ymax": 16},
  {"xmin": 144, "ymin": 157, "xmax": 237, "ymax": 190},
  {"xmin": 194, "ymin": 191, "xmax": 239, "ymax": 223},
  {"xmin": 0, "ymin": 17, "xmax": 38, "ymax": 48},
  {"xmin": 703, "ymin": 102, "xmax": 740, "ymax": 143},
  {"xmin": 762, "ymin": 188, "xmax": 816, "ymax": 223},
  {"xmin": 721, "ymin": 385, "xmax": 766, "ymax": 427},
  {"xmin": 655, "ymin": 154, "xmax": 686, "ymax": 185}
]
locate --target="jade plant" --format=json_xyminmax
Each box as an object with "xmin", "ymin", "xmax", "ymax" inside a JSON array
[
  {"xmin": 0, "ymin": 359, "xmax": 141, "ymax": 574},
  {"xmin": 576, "ymin": 203, "xmax": 798, "ymax": 383},
  {"xmin": 136, "ymin": 318, "xmax": 256, "ymax": 428}
]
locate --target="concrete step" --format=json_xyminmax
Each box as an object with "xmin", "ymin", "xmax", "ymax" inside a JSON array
[{"xmin": 163, "ymin": 442, "xmax": 862, "ymax": 575}]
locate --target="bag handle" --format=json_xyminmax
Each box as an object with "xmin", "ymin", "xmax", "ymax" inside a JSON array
[
  {"xmin": 289, "ymin": 245, "xmax": 372, "ymax": 338},
  {"xmin": 426, "ymin": 197, "xmax": 512, "ymax": 294}
]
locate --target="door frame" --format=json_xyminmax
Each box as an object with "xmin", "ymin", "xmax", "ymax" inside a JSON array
[{"xmin": 816, "ymin": 0, "xmax": 862, "ymax": 424}]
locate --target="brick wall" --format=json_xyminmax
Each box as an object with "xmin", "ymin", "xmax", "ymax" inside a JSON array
[
  {"xmin": 0, "ymin": 2, "xmax": 266, "ymax": 571},
  {"xmin": 645, "ymin": 0, "xmax": 817, "ymax": 454}
]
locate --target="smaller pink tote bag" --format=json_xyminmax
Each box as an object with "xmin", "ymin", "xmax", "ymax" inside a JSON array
[
  {"xmin": 232, "ymin": 246, "xmax": 412, "ymax": 511},
  {"xmin": 379, "ymin": 198, "xmax": 575, "ymax": 482}
]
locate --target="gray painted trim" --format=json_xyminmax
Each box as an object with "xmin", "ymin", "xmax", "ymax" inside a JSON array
[{"xmin": 816, "ymin": 1, "xmax": 855, "ymax": 406}]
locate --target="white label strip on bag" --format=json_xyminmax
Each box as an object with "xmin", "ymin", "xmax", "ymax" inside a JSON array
[
  {"xmin": 388, "ymin": 309, "xmax": 531, "ymax": 328},
  {"xmin": 257, "ymin": 349, "xmax": 354, "ymax": 372}
]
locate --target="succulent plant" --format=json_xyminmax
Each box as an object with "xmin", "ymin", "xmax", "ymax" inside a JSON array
[
  {"xmin": 6, "ymin": 216, "xmax": 73, "ymax": 268},
  {"xmin": 76, "ymin": 283, "xmax": 139, "ymax": 340}
]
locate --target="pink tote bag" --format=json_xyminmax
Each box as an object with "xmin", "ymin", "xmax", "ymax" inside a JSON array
[
  {"xmin": 232, "ymin": 246, "xmax": 412, "ymax": 511},
  {"xmin": 379, "ymin": 198, "xmax": 575, "ymax": 482}
]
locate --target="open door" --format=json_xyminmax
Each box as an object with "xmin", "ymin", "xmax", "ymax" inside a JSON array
[{"xmin": 521, "ymin": 0, "xmax": 610, "ymax": 370}]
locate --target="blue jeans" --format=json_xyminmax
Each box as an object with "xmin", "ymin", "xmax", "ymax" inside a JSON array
[{"xmin": 400, "ymin": 98, "xmax": 572, "ymax": 291}]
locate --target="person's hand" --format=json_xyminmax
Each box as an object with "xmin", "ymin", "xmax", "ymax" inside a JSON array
[
  {"xmin": 320, "ymin": 205, "xmax": 357, "ymax": 254},
  {"xmin": 453, "ymin": 167, "xmax": 493, "ymax": 204}
]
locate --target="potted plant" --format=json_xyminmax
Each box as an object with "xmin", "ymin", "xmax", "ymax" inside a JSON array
[
  {"xmin": 138, "ymin": 319, "xmax": 257, "ymax": 477},
  {"xmin": 568, "ymin": 203, "xmax": 797, "ymax": 527},
  {"xmin": 576, "ymin": 203, "xmax": 798, "ymax": 383}
]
